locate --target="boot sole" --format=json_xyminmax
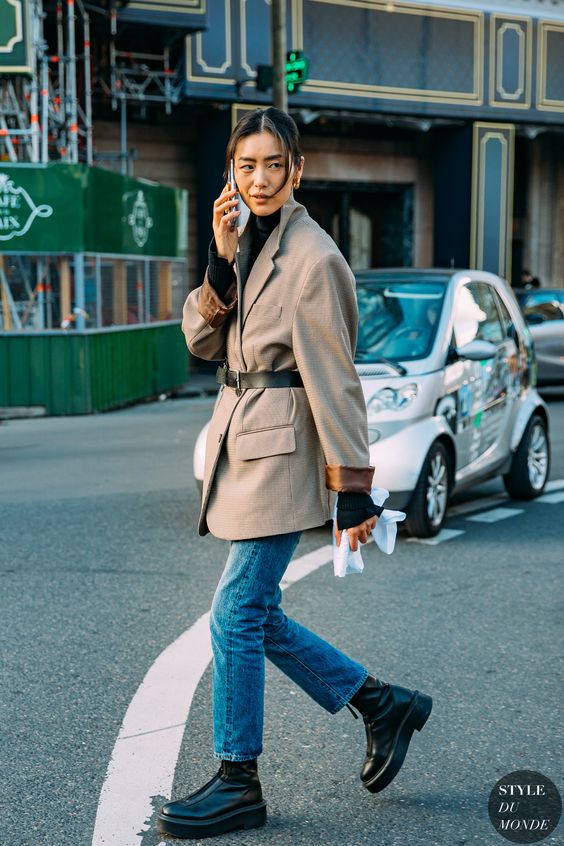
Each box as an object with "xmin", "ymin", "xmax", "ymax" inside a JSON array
[
  {"xmin": 156, "ymin": 801, "xmax": 267, "ymax": 839},
  {"xmin": 363, "ymin": 690, "xmax": 432, "ymax": 794}
]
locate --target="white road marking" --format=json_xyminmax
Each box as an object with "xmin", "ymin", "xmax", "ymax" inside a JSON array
[
  {"xmin": 92, "ymin": 543, "xmax": 335, "ymax": 846},
  {"xmin": 466, "ymin": 507, "xmax": 524, "ymax": 523},
  {"xmin": 446, "ymin": 479, "xmax": 564, "ymax": 519},
  {"xmin": 406, "ymin": 528, "xmax": 465, "ymax": 545},
  {"xmin": 544, "ymin": 478, "xmax": 564, "ymax": 493},
  {"xmin": 448, "ymin": 493, "xmax": 508, "ymax": 517},
  {"xmin": 536, "ymin": 490, "xmax": 564, "ymax": 505},
  {"xmin": 91, "ymin": 612, "xmax": 213, "ymax": 846},
  {"xmin": 281, "ymin": 544, "xmax": 334, "ymax": 586}
]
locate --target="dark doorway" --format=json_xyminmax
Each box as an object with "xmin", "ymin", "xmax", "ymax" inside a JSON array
[{"xmin": 299, "ymin": 181, "xmax": 414, "ymax": 269}]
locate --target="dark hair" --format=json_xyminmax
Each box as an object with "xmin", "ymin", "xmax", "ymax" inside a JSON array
[{"xmin": 224, "ymin": 107, "xmax": 302, "ymax": 197}]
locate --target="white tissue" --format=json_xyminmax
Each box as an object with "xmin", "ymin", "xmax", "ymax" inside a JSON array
[{"xmin": 332, "ymin": 487, "xmax": 406, "ymax": 578}]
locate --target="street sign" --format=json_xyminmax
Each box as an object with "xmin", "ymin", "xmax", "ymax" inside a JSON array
[{"xmin": 285, "ymin": 50, "xmax": 309, "ymax": 93}]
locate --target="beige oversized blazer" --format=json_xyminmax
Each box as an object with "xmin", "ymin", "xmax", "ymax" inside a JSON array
[{"xmin": 182, "ymin": 195, "xmax": 375, "ymax": 540}]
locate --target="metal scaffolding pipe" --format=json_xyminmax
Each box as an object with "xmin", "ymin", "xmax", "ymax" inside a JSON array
[
  {"xmin": 29, "ymin": 0, "xmax": 41, "ymax": 161},
  {"xmin": 66, "ymin": 0, "xmax": 79, "ymax": 162},
  {"xmin": 120, "ymin": 96, "xmax": 127, "ymax": 175},
  {"xmin": 83, "ymin": 11, "xmax": 93, "ymax": 165},
  {"xmin": 41, "ymin": 58, "xmax": 49, "ymax": 162},
  {"xmin": 73, "ymin": 254, "xmax": 86, "ymax": 331}
]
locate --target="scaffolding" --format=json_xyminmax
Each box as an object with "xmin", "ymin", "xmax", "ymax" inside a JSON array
[
  {"xmin": 1, "ymin": 0, "xmax": 187, "ymax": 331},
  {"xmin": 0, "ymin": 0, "xmax": 92, "ymax": 164},
  {"xmin": 0, "ymin": 1, "xmax": 183, "ymax": 167}
]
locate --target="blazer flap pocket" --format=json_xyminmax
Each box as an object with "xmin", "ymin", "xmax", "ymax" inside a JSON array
[
  {"xmin": 247, "ymin": 304, "xmax": 282, "ymax": 321},
  {"xmin": 235, "ymin": 425, "xmax": 296, "ymax": 460}
]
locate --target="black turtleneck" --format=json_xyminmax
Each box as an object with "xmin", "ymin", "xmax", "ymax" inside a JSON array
[
  {"xmin": 207, "ymin": 209, "xmax": 281, "ymax": 299},
  {"xmin": 205, "ymin": 208, "xmax": 383, "ymax": 530}
]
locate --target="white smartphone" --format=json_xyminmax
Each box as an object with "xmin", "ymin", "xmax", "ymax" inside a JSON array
[{"xmin": 228, "ymin": 158, "xmax": 238, "ymax": 232}]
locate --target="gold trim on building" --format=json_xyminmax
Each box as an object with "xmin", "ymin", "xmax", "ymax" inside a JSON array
[
  {"xmin": 186, "ymin": 0, "xmax": 234, "ymax": 83},
  {"xmin": 489, "ymin": 14, "xmax": 532, "ymax": 109},
  {"xmin": 127, "ymin": 0, "xmax": 206, "ymax": 12},
  {"xmin": 231, "ymin": 102, "xmax": 261, "ymax": 131},
  {"xmin": 470, "ymin": 122, "xmax": 515, "ymax": 281},
  {"xmin": 536, "ymin": 20, "xmax": 564, "ymax": 111},
  {"xmin": 293, "ymin": 0, "xmax": 304, "ymax": 50},
  {"xmin": 298, "ymin": 0, "xmax": 483, "ymax": 105}
]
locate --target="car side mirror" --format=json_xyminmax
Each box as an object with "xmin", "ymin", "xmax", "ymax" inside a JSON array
[{"xmin": 456, "ymin": 339, "xmax": 497, "ymax": 361}]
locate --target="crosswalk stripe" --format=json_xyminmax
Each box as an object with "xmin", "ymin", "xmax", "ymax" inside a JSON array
[
  {"xmin": 406, "ymin": 528, "xmax": 465, "ymax": 545},
  {"xmin": 466, "ymin": 507, "xmax": 524, "ymax": 523},
  {"xmin": 448, "ymin": 493, "xmax": 508, "ymax": 517},
  {"xmin": 536, "ymin": 490, "xmax": 564, "ymax": 505},
  {"xmin": 447, "ymin": 479, "xmax": 563, "ymax": 519}
]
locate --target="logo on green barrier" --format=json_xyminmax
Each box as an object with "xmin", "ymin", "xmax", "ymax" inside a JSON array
[
  {"xmin": 127, "ymin": 190, "xmax": 153, "ymax": 247},
  {"xmin": 0, "ymin": 173, "xmax": 54, "ymax": 241}
]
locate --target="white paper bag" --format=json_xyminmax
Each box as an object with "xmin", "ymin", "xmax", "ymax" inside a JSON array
[{"xmin": 332, "ymin": 487, "xmax": 406, "ymax": 578}]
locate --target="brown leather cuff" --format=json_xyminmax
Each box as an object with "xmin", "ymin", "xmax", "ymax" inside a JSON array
[
  {"xmin": 197, "ymin": 273, "xmax": 238, "ymax": 327},
  {"xmin": 325, "ymin": 465, "xmax": 375, "ymax": 493}
]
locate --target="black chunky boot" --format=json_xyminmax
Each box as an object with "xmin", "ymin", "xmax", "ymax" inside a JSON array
[
  {"xmin": 349, "ymin": 675, "xmax": 432, "ymax": 793},
  {"xmin": 156, "ymin": 758, "xmax": 267, "ymax": 839}
]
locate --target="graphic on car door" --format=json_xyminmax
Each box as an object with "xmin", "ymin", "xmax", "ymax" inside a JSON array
[{"xmin": 448, "ymin": 282, "xmax": 516, "ymax": 469}]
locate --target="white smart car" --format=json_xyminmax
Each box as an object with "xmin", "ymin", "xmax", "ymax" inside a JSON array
[{"xmin": 193, "ymin": 269, "xmax": 550, "ymax": 537}]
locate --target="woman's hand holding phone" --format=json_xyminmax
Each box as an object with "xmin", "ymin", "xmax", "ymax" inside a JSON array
[{"xmin": 212, "ymin": 182, "xmax": 240, "ymax": 265}]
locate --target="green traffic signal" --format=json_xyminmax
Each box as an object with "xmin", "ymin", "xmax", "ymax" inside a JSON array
[{"xmin": 285, "ymin": 50, "xmax": 309, "ymax": 92}]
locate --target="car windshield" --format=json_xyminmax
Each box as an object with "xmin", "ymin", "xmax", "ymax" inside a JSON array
[{"xmin": 355, "ymin": 276, "xmax": 448, "ymax": 362}]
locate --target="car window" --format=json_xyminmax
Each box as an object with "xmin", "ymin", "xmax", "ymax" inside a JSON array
[
  {"xmin": 453, "ymin": 283, "xmax": 503, "ymax": 346},
  {"xmin": 494, "ymin": 291, "xmax": 515, "ymax": 337}
]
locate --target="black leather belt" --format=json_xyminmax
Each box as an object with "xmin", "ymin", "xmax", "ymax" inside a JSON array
[{"xmin": 216, "ymin": 362, "xmax": 304, "ymax": 395}]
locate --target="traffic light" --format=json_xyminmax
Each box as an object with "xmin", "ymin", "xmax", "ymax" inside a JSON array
[
  {"xmin": 285, "ymin": 50, "xmax": 309, "ymax": 93},
  {"xmin": 256, "ymin": 64, "xmax": 274, "ymax": 92},
  {"xmin": 254, "ymin": 52, "xmax": 309, "ymax": 94}
]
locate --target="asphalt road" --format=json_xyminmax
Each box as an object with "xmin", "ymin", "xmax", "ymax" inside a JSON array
[{"xmin": 1, "ymin": 391, "xmax": 563, "ymax": 846}]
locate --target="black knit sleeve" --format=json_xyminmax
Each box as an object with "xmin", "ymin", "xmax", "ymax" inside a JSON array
[
  {"xmin": 208, "ymin": 238, "xmax": 235, "ymax": 301},
  {"xmin": 336, "ymin": 492, "xmax": 384, "ymax": 530}
]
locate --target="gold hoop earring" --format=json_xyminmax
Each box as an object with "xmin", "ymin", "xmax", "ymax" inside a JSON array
[{"xmin": 293, "ymin": 177, "xmax": 301, "ymax": 190}]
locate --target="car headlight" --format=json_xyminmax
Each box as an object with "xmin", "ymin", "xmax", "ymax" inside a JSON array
[{"xmin": 367, "ymin": 383, "xmax": 418, "ymax": 416}]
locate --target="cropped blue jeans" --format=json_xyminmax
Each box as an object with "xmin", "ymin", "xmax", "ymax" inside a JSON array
[{"xmin": 209, "ymin": 530, "xmax": 369, "ymax": 761}]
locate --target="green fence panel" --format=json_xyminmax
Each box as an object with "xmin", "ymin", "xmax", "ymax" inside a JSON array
[{"xmin": 0, "ymin": 322, "xmax": 189, "ymax": 415}]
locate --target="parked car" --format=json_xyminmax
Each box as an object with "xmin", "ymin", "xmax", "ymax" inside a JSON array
[
  {"xmin": 193, "ymin": 269, "xmax": 550, "ymax": 537},
  {"xmin": 513, "ymin": 288, "xmax": 564, "ymax": 386}
]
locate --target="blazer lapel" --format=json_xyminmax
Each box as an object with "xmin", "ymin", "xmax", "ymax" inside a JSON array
[{"xmin": 241, "ymin": 195, "xmax": 306, "ymax": 328}]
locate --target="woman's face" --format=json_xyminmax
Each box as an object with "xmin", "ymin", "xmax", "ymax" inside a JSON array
[{"xmin": 233, "ymin": 131, "xmax": 304, "ymax": 217}]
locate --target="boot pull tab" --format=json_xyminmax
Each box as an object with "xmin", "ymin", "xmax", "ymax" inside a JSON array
[{"xmin": 346, "ymin": 702, "xmax": 359, "ymax": 719}]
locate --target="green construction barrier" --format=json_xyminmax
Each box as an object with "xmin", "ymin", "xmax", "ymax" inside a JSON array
[{"xmin": 0, "ymin": 321, "xmax": 189, "ymax": 415}]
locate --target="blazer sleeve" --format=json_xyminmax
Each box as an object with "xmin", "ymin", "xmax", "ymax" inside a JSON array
[
  {"xmin": 291, "ymin": 252, "xmax": 375, "ymax": 494},
  {"xmin": 181, "ymin": 269, "xmax": 238, "ymax": 361}
]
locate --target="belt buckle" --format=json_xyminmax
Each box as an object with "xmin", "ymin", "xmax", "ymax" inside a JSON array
[{"xmin": 235, "ymin": 370, "xmax": 242, "ymax": 396}]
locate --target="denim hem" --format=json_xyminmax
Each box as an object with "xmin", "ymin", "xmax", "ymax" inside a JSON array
[
  {"xmin": 213, "ymin": 750, "xmax": 262, "ymax": 762},
  {"xmin": 330, "ymin": 667, "xmax": 370, "ymax": 715}
]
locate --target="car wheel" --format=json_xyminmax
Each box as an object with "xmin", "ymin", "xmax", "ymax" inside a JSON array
[
  {"xmin": 406, "ymin": 441, "xmax": 451, "ymax": 538},
  {"xmin": 503, "ymin": 413, "xmax": 549, "ymax": 499}
]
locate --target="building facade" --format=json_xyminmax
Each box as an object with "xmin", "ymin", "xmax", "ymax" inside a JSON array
[
  {"xmin": 181, "ymin": 0, "xmax": 564, "ymax": 297},
  {"xmin": 2, "ymin": 0, "xmax": 563, "ymax": 346}
]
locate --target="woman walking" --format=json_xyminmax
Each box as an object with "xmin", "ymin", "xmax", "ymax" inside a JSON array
[{"xmin": 157, "ymin": 107, "xmax": 432, "ymax": 840}]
